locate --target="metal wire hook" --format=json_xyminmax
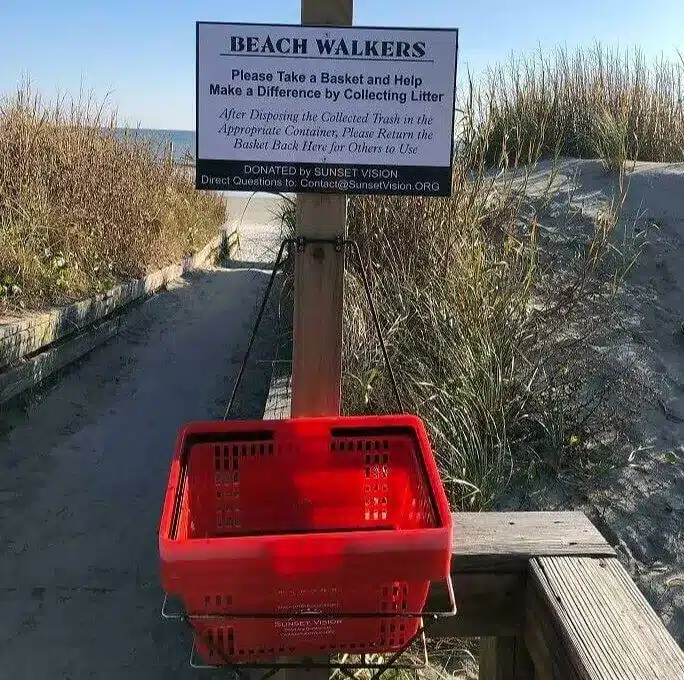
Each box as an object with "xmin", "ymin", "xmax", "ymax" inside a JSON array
[{"xmin": 224, "ymin": 236, "xmax": 404, "ymax": 419}]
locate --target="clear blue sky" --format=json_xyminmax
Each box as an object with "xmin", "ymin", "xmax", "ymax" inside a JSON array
[{"xmin": 1, "ymin": 0, "xmax": 682, "ymax": 130}]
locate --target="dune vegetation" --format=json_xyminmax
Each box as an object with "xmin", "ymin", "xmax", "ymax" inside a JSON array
[
  {"xmin": 339, "ymin": 45, "xmax": 684, "ymax": 510},
  {"xmin": 0, "ymin": 86, "xmax": 224, "ymax": 313},
  {"xmin": 467, "ymin": 44, "xmax": 684, "ymax": 169}
]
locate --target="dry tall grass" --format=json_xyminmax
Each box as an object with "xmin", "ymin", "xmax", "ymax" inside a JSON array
[
  {"xmin": 0, "ymin": 86, "xmax": 224, "ymax": 311},
  {"xmin": 342, "ymin": 166, "xmax": 637, "ymax": 511},
  {"xmin": 467, "ymin": 45, "xmax": 684, "ymax": 169},
  {"xmin": 279, "ymin": 46, "xmax": 678, "ymax": 510},
  {"xmin": 276, "ymin": 159, "xmax": 636, "ymax": 512},
  {"xmin": 339, "ymin": 47, "xmax": 671, "ymax": 510}
]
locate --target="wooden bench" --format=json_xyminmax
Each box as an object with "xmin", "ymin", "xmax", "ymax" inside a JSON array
[{"xmin": 433, "ymin": 511, "xmax": 684, "ymax": 680}]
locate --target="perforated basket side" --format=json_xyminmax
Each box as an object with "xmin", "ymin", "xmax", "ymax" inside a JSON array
[{"xmin": 188, "ymin": 578, "xmax": 429, "ymax": 665}]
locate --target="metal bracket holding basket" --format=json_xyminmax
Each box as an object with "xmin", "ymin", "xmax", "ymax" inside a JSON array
[
  {"xmin": 162, "ymin": 236, "xmax": 457, "ymax": 677},
  {"xmin": 161, "ymin": 573, "xmax": 456, "ymax": 679},
  {"xmin": 223, "ymin": 236, "xmax": 404, "ymax": 420}
]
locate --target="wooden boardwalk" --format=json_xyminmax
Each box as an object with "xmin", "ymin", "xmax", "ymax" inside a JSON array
[{"xmin": 429, "ymin": 511, "xmax": 684, "ymax": 679}]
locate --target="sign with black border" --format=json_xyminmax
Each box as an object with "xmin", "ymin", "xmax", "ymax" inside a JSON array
[{"xmin": 196, "ymin": 22, "xmax": 458, "ymax": 196}]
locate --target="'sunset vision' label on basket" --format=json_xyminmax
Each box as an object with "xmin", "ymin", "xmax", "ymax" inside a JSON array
[
  {"xmin": 196, "ymin": 22, "xmax": 459, "ymax": 196},
  {"xmin": 275, "ymin": 618, "xmax": 343, "ymax": 638},
  {"xmin": 275, "ymin": 596, "xmax": 343, "ymax": 638}
]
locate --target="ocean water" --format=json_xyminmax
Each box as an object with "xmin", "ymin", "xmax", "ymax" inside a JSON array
[{"xmin": 115, "ymin": 128, "xmax": 195, "ymax": 162}]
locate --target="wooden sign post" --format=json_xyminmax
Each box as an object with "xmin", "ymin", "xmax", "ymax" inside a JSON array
[
  {"xmin": 195, "ymin": 9, "xmax": 460, "ymax": 678},
  {"xmin": 291, "ymin": 0, "xmax": 353, "ymax": 419},
  {"xmin": 287, "ymin": 1, "xmax": 352, "ymax": 679}
]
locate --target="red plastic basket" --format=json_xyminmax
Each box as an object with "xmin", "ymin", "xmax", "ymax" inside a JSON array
[{"xmin": 159, "ymin": 415, "xmax": 452, "ymax": 665}]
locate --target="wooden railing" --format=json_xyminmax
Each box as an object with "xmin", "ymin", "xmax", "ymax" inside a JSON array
[{"xmin": 436, "ymin": 512, "xmax": 684, "ymax": 679}]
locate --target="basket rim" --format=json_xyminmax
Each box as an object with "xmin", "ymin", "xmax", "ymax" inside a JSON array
[{"xmin": 158, "ymin": 414, "xmax": 453, "ymax": 550}]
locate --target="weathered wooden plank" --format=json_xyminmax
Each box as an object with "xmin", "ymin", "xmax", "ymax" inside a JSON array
[
  {"xmin": 429, "ymin": 572, "xmax": 525, "ymax": 637},
  {"xmin": 300, "ymin": 0, "xmax": 352, "ymax": 23},
  {"xmin": 291, "ymin": 195, "xmax": 346, "ymax": 417},
  {"xmin": 527, "ymin": 556, "xmax": 684, "ymax": 680},
  {"xmin": 263, "ymin": 373, "xmax": 292, "ymax": 420},
  {"xmin": 0, "ymin": 229, "xmax": 234, "ymax": 371},
  {"xmin": 280, "ymin": 2, "xmax": 352, "ymax": 679},
  {"xmin": 0, "ymin": 269, "xmax": 177, "ymax": 370},
  {"xmin": 0, "ymin": 316, "xmax": 125, "ymax": 404},
  {"xmin": 526, "ymin": 574, "xmax": 578, "ymax": 680},
  {"xmin": 480, "ymin": 636, "xmax": 535, "ymax": 680},
  {"xmin": 428, "ymin": 511, "xmax": 614, "ymax": 639},
  {"xmin": 289, "ymin": 1, "xmax": 351, "ymax": 419},
  {"xmin": 452, "ymin": 512, "xmax": 615, "ymax": 572}
]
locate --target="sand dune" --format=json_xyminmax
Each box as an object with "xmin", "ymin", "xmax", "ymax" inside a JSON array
[{"xmin": 516, "ymin": 159, "xmax": 684, "ymax": 642}]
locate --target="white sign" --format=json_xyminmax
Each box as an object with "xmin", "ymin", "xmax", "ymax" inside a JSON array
[{"xmin": 196, "ymin": 22, "xmax": 458, "ymax": 196}]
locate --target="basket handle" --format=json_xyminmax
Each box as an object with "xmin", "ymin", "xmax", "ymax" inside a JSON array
[{"xmin": 346, "ymin": 238, "xmax": 404, "ymax": 414}]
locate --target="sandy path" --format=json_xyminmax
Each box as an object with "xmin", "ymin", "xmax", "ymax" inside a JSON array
[{"xmin": 0, "ymin": 193, "xmax": 284, "ymax": 678}]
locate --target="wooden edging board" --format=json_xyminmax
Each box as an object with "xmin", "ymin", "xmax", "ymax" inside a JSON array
[
  {"xmin": 431, "ymin": 511, "xmax": 616, "ymax": 639},
  {"xmin": 0, "ymin": 229, "xmax": 238, "ymax": 406}
]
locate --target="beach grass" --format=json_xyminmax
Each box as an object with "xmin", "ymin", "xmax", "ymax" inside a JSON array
[
  {"xmin": 273, "ymin": 187, "xmax": 632, "ymax": 512},
  {"xmin": 273, "ymin": 154, "xmax": 633, "ymax": 511},
  {"xmin": 0, "ymin": 86, "xmax": 225, "ymax": 312},
  {"xmin": 465, "ymin": 44, "xmax": 684, "ymax": 169},
  {"xmin": 342, "ymin": 182, "xmax": 630, "ymax": 511},
  {"xmin": 337, "ymin": 45, "xmax": 676, "ymax": 510},
  {"xmin": 261, "ymin": 43, "xmax": 681, "ymax": 512}
]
